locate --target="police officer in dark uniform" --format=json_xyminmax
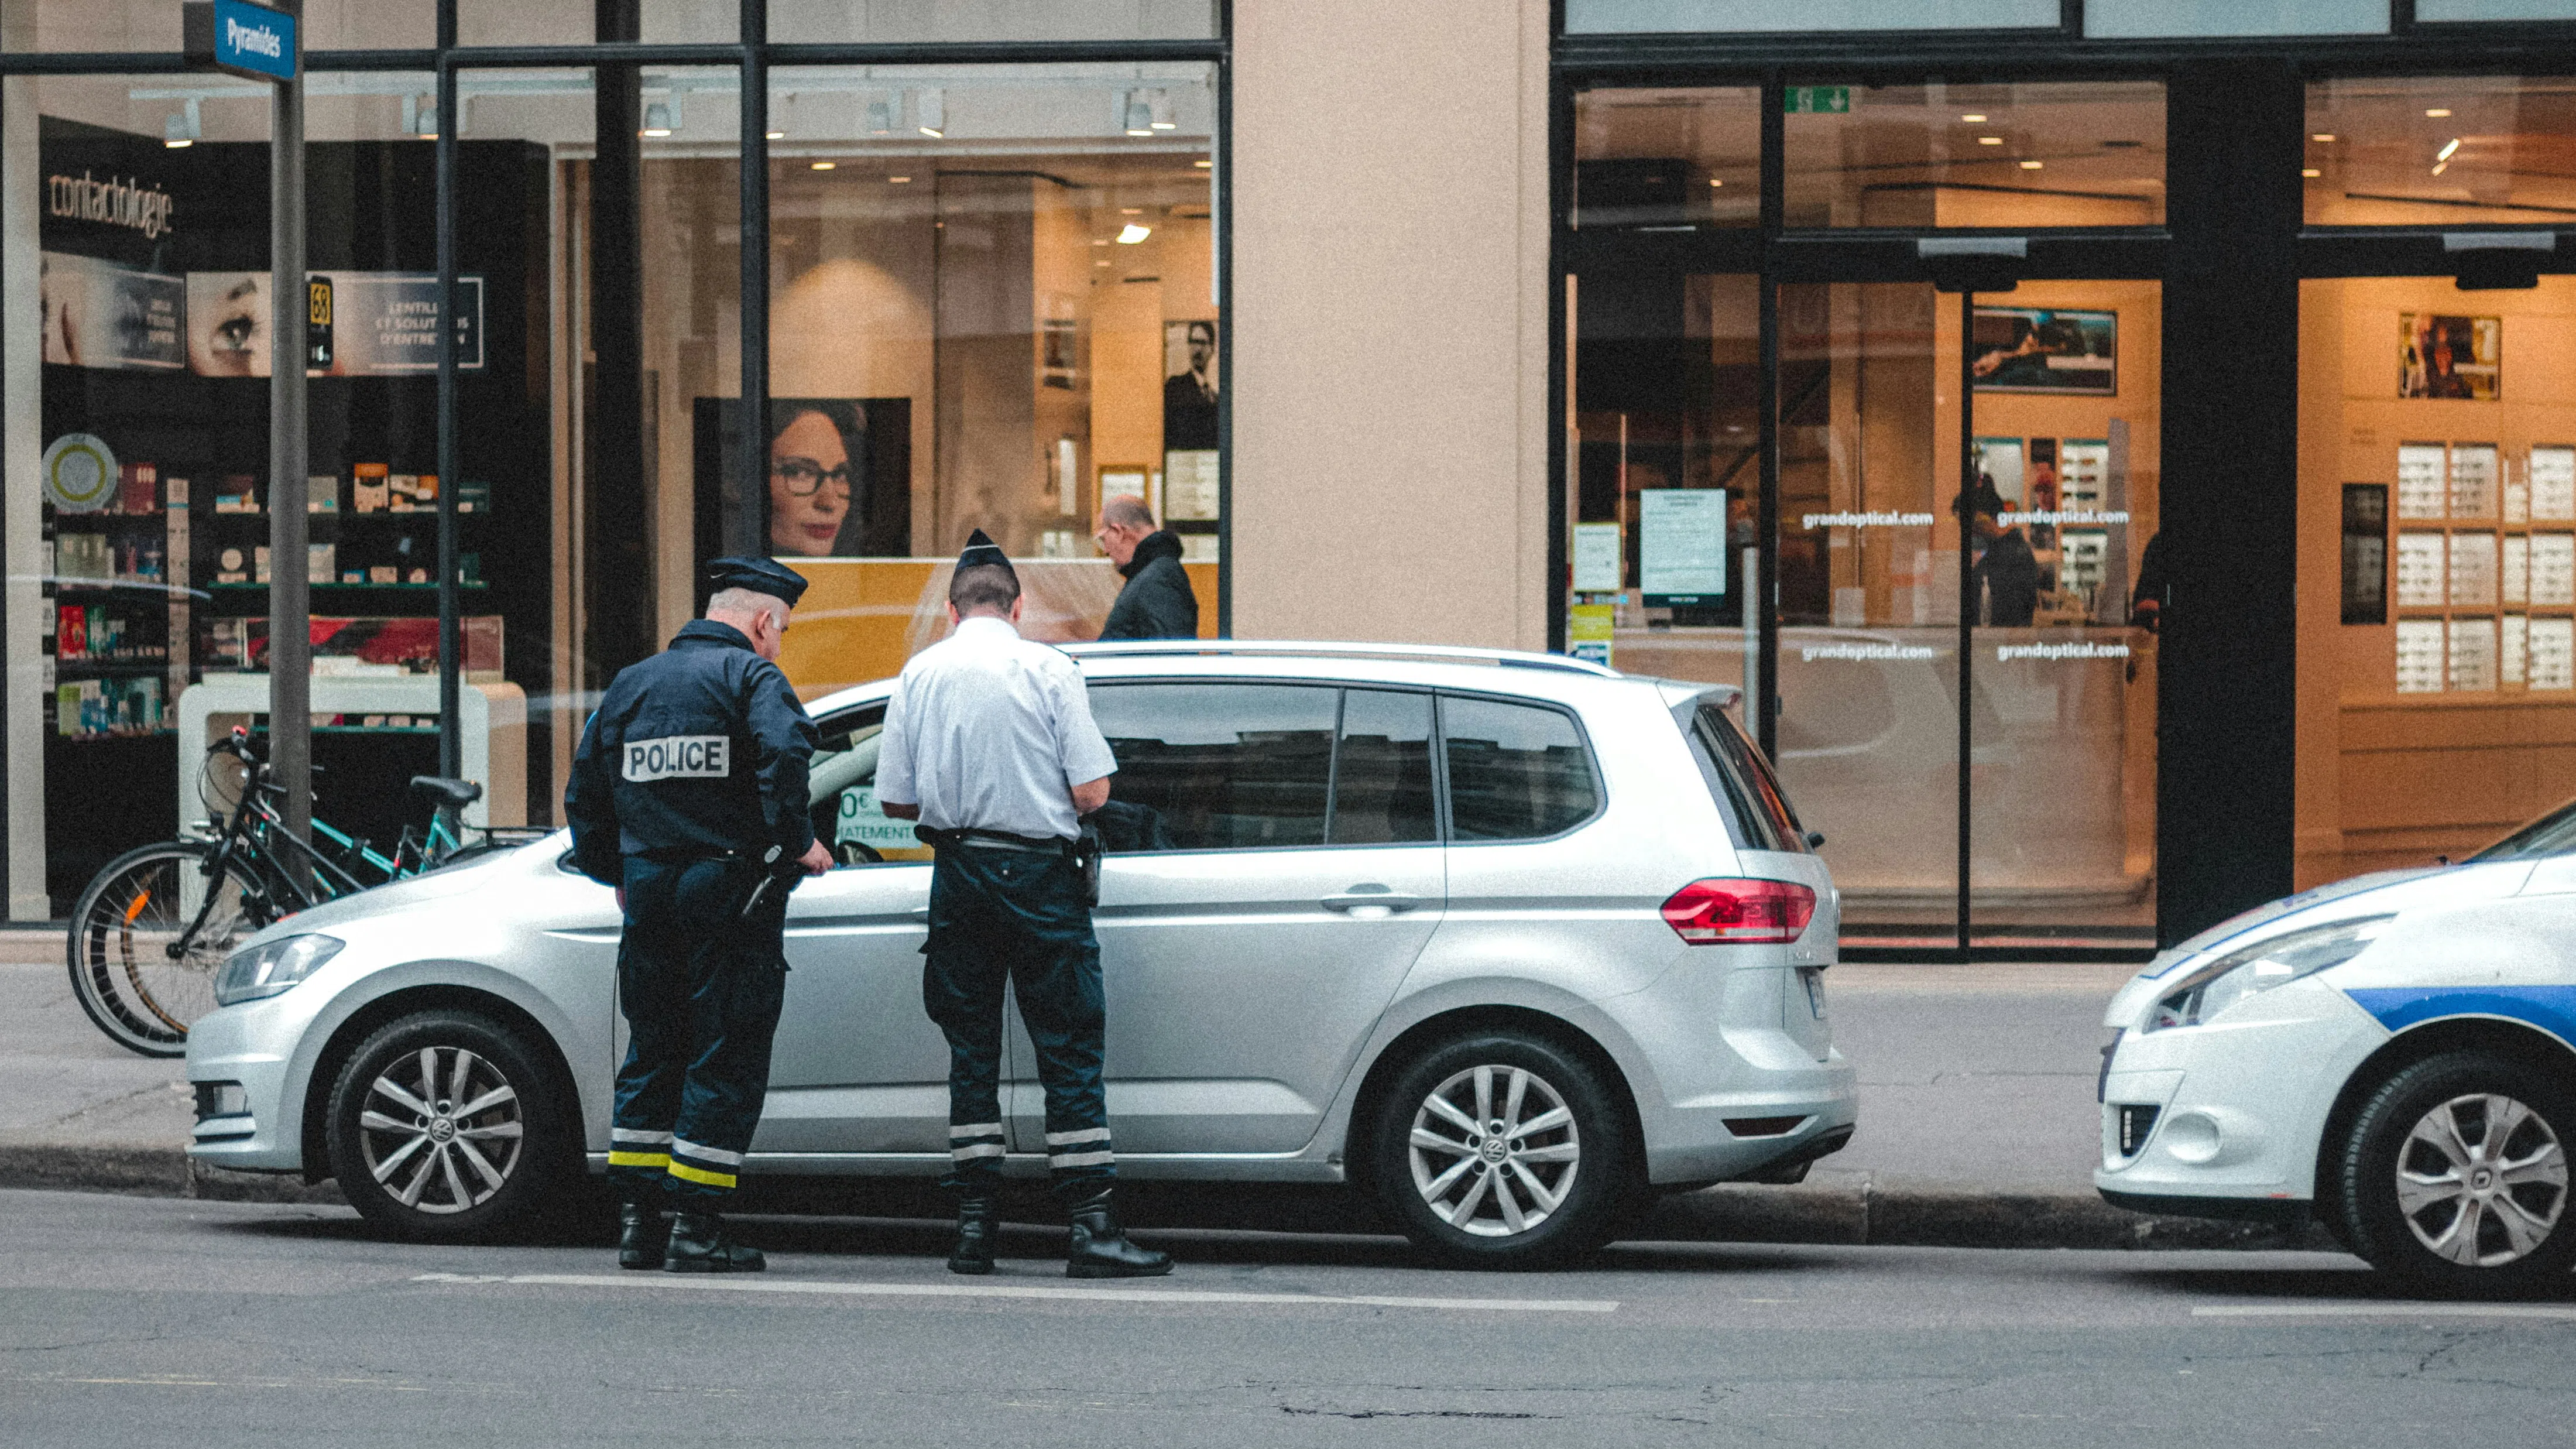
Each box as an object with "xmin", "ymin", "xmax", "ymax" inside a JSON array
[
  {"xmin": 876, "ymin": 532, "xmax": 1171, "ymax": 1279},
  {"xmin": 565, "ymin": 557, "xmax": 831, "ymax": 1273}
]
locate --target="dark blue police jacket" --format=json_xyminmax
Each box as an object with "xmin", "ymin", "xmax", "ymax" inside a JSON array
[{"xmin": 564, "ymin": 619, "xmax": 820, "ymax": 886}]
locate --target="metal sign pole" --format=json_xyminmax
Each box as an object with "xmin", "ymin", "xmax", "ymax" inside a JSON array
[{"xmin": 268, "ymin": 53, "xmax": 308, "ymax": 839}]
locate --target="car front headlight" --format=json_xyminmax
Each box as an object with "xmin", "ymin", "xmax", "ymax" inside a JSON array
[
  {"xmin": 212, "ymin": 934, "xmax": 344, "ymax": 1006},
  {"xmin": 2142, "ymin": 916, "xmax": 2393, "ymax": 1032}
]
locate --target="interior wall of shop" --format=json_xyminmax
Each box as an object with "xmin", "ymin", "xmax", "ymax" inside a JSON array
[{"xmin": 1229, "ymin": 0, "xmax": 1552, "ymax": 649}]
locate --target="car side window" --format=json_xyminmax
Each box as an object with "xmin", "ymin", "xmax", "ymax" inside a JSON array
[
  {"xmin": 805, "ymin": 706, "xmax": 924, "ymax": 866},
  {"xmin": 1088, "ymin": 683, "xmax": 1337, "ymax": 851},
  {"xmin": 1696, "ymin": 703, "xmax": 1807, "ymax": 851},
  {"xmin": 1441, "ymin": 695, "xmax": 1599, "ymax": 842},
  {"xmin": 1330, "ymin": 689, "xmax": 1438, "ymax": 845}
]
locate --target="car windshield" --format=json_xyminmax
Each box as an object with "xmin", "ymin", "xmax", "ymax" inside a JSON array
[{"xmin": 2472, "ymin": 796, "xmax": 2576, "ymax": 861}]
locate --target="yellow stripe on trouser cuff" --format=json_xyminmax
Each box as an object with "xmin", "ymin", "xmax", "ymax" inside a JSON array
[
  {"xmin": 608, "ymin": 1150, "xmax": 670, "ymax": 1169},
  {"xmin": 668, "ymin": 1160, "xmax": 738, "ymax": 1188}
]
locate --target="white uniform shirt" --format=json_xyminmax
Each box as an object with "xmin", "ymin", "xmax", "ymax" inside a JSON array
[{"xmin": 874, "ymin": 616, "xmax": 1117, "ymax": 841}]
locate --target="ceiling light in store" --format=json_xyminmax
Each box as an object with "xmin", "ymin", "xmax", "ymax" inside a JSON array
[
  {"xmin": 767, "ymin": 93, "xmax": 793, "ymax": 142},
  {"xmin": 1120, "ymin": 207, "xmax": 1142, "ymax": 215},
  {"xmin": 810, "ymin": 160, "xmax": 836, "ymax": 171},
  {"xmin": 1096, "ymin": 260, "xmax": 1111, "ymax": 267},
  {"xmin": 1977, "ymin": 135, "xmax": 2003, "ymax": 145},
  {"xmin": 640, "ymin": 101, "xmax": 674, "ymax": 138},
  {"xmin": 889, "ymin": 175, "xmax": 912, "ymax": 183},
  {"xmin": 2426, "ymin": 108, "xmax": 2452, "ymax": 118},
  {"xmin": 1961, "ymin": 113, "xmax": 1987, "ymax": 123},
  {"xmin": 1708, "ymin": 177, "xmax": 1723, "ymax": 187},
  {"xmin": 2302, "ymin": 167, "xmax": 2321, "ymax": 177},
  {"xmin": 163, "ymin": 100, "xmax": 200, "ymax": 149},
  {"xmin": 2437, "ymin": 137, "xmax": 2462, "ymax": 162},
  {"xmin": 1149, "ymin": 90, "xmax": 1176, "ymax": 131},
  {"xmin": 2312, "ymin": 132, "xmax": 2337, "ymax": 142},
  {"xmin": 1121, "ymin": 93, "xmax": 1153, "ymax": 137},
  {"xmin": 411, "ymin": 93, "xmax": 440, "ymax": 140},
  {"xmin": 867, "ymin": 97, "xmax": 895, "ymax": 135},
  {"xmin": 2019, "ymin": 159, "xmax": 2043, "ymax": 169},
  {"xmin": 1116, "ymin": 223, "xmax": 1151, "ymax": 244},
  {"xmin": 916, "ymin": 88, "xmax": 945, "ymax": 139},
  {"xmin": 2432, "ymin": 161, "xmax": 2449, "ymax": 176},
  {"xmin": 1193, "ymin": 159, "xmax": 1212, "ymax": 169}
]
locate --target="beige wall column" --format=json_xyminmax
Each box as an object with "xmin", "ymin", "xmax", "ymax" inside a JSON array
[{"xmin": 1230, "ymin": 0, "xmax": 1552, "ymax": 649}]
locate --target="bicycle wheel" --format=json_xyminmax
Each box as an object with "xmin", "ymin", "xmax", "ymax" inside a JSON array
[{"xmin": 67, "ymin": 842, "xmax": 270, "ymax": 1057}]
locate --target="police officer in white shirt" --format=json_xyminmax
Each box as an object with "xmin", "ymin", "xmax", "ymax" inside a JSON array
[{"xmin": 876, "ymin": 530, "xmax": 1174, "ymax": 1279}]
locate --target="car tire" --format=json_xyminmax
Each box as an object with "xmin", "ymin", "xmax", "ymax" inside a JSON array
[
  {"xmin": 2334, "ymin": 1050, "xmax": 2576, "ymax": 1297},
  {"xmin": 326, "ymin": 1009, "xmax": 576, "ymax": 1244},
  {"xmin": 1368, "ymin": 1032, "xmax": 1635, "ymax": 1270}
]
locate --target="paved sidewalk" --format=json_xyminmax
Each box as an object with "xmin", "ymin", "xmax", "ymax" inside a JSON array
[{"xmin": 0, "ymin": 933, "xmax": 2316, "ymax": 1248}]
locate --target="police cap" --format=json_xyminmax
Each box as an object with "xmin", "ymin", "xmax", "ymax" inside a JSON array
[
  {"xmin": 706, "ymin": 555, "xmax": 810, "ymax": 607},
  {"xmin": 957, "ymin": 528, "xmax": 1014, "ymax": 578}
]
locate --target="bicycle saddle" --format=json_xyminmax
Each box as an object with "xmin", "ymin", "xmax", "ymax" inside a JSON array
[{"xmin": 409, "ymin": 776, "xmax": 484, "ymax": 809}]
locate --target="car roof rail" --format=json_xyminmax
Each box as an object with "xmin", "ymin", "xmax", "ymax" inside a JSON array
[{"xmin": 1061, "ymin": 639, "xmax": 1624, "ymax": 679}]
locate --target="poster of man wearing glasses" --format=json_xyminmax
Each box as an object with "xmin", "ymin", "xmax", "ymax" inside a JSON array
[{"xmin": 692, "ymin": 396, "xmax": 913, "ymax": 563}]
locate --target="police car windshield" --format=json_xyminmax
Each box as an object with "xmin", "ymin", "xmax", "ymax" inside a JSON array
[{"xmin": 2474, "ymin": 796, "xmax": 2576, "ymax": 861}]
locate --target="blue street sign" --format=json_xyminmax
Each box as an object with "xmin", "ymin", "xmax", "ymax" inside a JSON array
[{"xmin": 210, "ymin": 0, "xmax": 297, "ymax": 83}]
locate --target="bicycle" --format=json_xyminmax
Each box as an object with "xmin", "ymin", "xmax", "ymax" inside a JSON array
[{"xmin": 66, "ymin": 728, "xmax": 551, "ymax": 1057}]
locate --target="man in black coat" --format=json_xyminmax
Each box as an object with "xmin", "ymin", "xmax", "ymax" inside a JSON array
[{"xmin": 1094, "ymin": 495, "xmax": 1198, "ymax": 640}]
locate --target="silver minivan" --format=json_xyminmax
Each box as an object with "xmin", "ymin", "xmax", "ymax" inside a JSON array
[{"xmin": 187, "ymin": 642, "xmax": 1856, "ymax": 1268}]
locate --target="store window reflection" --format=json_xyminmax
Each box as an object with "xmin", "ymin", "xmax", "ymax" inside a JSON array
[
  {"xmin": 757, "ymin": 64, "xmax": 1220, "ymax": 696},
  {"xmin": 2305, "ymin": 77, "xmax": 2576, "ymax": 227},
  {"xmin": 1570, "ymin": 87, "xmax": 1758, "ymax": 230},
  {"xmin": 1782, "ymin": 80, "xmax": 2165, "ymax": 229},
  {"xmin": 2297, "ymin": 276, "xmax": 2576, "ymax": 885}
]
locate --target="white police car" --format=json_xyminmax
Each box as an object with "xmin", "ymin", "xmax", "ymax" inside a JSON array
[{"xmin": 2097, "ymin": 803, "xmax": 2576, "ymax": 1295}]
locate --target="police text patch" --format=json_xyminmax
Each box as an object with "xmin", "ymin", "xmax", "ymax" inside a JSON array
[{"xmin": 623, "ymin": 735, "xmax": 730, "ymax": 782}]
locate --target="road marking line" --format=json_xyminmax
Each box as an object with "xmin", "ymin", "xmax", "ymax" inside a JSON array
[
  {"xmin": 411, "ymin": 1271, "xmax": 1616, "ymax": 1314},
  {"xmin": 2196, "ymin": 1303, "xmax": 2576, "ymax": 1321}
]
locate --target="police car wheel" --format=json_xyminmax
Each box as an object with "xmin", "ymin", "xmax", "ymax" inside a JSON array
[
  {"xmin": 326, "ymin": 1009, "xmax": 574, "ymax": 1244},
  {"xmin": 1369, "ymin": 1032, "xmax": 1633, "ymax": 1270},
  {"xmin": 2336, "ymin": 1050, "xmax": 2576, "ymax": 1298}
]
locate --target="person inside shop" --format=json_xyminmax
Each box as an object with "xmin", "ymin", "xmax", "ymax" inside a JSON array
[
  {"xmin": 2131, "ymin": 531, "xmax": 2168, "ymax": 633},
  {"xmin": 1956, "ymin": 475, "xmax": 2039, "ymax": 628},
  {"xmin": 874, "ymin": 530, "xmax": 1175, "ymax": 1282},
  {"xmin": 565, "ymin": 556, "xmax": 831, "ymax": 1275},
  {"xmin": 1094, "ymin": 495, "xmax": 1198, "ymax": 640},
  {"xmin": 766, "ymin": 401, "xmax": 865, "ymax": 557},
  {"xmin": 1163, "ymin": 320, "xmax": 1218, "ymax": 451}
]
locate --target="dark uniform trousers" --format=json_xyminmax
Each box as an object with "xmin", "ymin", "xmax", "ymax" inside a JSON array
[
  {"xmin": 608, "ymin": 854, "xmax": 789, "ymax": 1201},
  {"xmin": 922, "ymin": 846, "xmax": 1114, "ymax": 1198}
]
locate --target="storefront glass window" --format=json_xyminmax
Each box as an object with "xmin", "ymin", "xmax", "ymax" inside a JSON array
[
  {"xmin": 2296, "ymin": 276, "xmax": 2576, "ymax": 886},
  {"xmin": 2, "ymin": 0, "xmax": 437, "ymax": 52},
  {"xmin": 772, "ymin": 1, "xmax": 1217, "ymax": 44},
  {"xmin": 459, "ymin": 0, "xmax": 731, "ymax": 47},
  {"xmin": 1571, "ymin": 87, "xmax": 1758, "ymax": 231},
  {"xmin": 2304, "ymin": 77, "xmax": 2576, "ymax": 227},
  {"xmin": 1563, "ymin": 0, "xmax": 2056, "ymax": 30},
  {"xmin": 761, "ymin": 61, "xmax": 1219, "ymax": 696},
  {"xmin": 1782, "ymin": 81, "xmax": 2166, "ymax": 229}
]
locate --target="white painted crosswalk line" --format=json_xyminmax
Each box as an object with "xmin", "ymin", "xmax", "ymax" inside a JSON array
[
  {"xmin": 2196, "ymin": 1303, "xmax": 2576, "ymax": 1321},
  {"xmin": 412, "ymin": 1271, "xmax": 1617, "ymax": 1314}
]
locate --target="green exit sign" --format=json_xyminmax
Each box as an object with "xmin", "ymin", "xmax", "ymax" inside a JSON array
[{"xmin": 1783, "ymin": 85, "xmax": 1851, "ymax": 114}]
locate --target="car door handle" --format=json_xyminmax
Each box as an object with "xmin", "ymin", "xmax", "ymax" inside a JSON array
[{"xmin": 1322, "ymin": 889, "xmax": 1423, "ymax": 913}]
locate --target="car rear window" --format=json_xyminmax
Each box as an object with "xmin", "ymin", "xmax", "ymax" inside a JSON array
[
  {"xmin": 1442, "ymin": 696, "xmax": 1600, "ymax": 841},
  {"xmin": 1683, "ymin": 700, "xmax": 1807, "ymax": 853}
]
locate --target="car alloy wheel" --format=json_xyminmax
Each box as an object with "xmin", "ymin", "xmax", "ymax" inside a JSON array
[
  {"xmin": 1408, "ymin": 1064, "xmax": 1581, "ymax": 1238},
  {"xmin": 358, "ymin": 1044, "xmax": 526, "ymax": 1215},
  {"xmin": 2394, "ymin": 1092, "xmax": 2568, "ymax": 1268}
]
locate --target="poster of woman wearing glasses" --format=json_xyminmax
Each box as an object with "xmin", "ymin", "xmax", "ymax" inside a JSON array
[{"xmin": 692, "ymin": 396, "xmax": 912, "ymax": 563}]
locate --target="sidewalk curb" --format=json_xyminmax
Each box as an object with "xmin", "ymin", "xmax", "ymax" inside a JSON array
[{"xmin": 0, "ymin": 1145, "xmax": 2332, "ymax": 1251}]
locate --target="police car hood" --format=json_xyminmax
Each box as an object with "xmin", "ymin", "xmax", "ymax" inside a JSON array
[{"xmin": 240, "ymin": 835, "xmax": 557, "ymax": 944}]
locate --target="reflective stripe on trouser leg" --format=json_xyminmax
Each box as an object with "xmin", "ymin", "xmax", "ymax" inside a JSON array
[{"xmin": 1045, "ymin": 1126, "xmax": 1114, "ymax": 1173}]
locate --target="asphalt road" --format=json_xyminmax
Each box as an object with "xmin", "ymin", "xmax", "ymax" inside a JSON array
[{"xmin": 6, "ymin": 1189, "xmax": 2573, "ymax": 1447}]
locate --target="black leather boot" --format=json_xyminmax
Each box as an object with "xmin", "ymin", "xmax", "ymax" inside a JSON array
[
  {"xmin": 948, "ymin": 1197, "xmax": 999, "ymax": 1276},
  {"xmin": 1065, "ymin": 1187, "xmax": 1171, "ymax": 1279},
  {"xmin": 664, "ymin": 1211, "xmax": 766, "ymax": 1273},
  {"xmin": 617, "ymin": 1201, "xmax": 668, "ymax": 1270}
]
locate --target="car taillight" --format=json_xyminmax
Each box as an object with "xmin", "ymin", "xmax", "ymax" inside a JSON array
[{"xmin": 1660, "ymin": 878, "xmax": 1816, "ymax": 946}]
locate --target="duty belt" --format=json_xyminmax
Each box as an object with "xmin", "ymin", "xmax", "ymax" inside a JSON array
[{"xmin": 914, "ymin": 825, "xmax": 1075, "ymax": 856}]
